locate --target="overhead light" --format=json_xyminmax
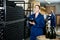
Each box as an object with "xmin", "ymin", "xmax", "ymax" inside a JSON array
[
  {"xmin": 45, "ymin": 0, "xmax": 50, "ymax": 2},
  {"xmin": 45, "ymin": 0, "xmax": 48, "ymax": 2},
  {"xmin": 47, "ymin": 1, "xmax": 51, "ymax": 4},
  {"xmin": 45, "ymin": 0, "xmax": 51, "ymax": 4},
  {"xmin": 36, "ymin": 0, "xmax": 40, "ymax": 2}
]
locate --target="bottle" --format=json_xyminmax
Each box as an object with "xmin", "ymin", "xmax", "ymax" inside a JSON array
[
  {"xmin": 45, "ymin": 20, "xmax": 51, "ymax": 38},
  {"xmin": 46, "ymin": 27, "xmax": 50, "ymax": 38},
  {"xmin": 52, "ymin": 27, "xmax": 56, "ymax": 39}
]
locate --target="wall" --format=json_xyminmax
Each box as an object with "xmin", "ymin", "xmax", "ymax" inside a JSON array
[
  {"xmin": 45, "ymin": 3, "xmax": 60, "ymax": 14},
  {"xmin": 56, "ymin": 3, "xmax": 60, "ymax": 14}
]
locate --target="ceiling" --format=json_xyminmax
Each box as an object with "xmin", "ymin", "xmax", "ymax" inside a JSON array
[
  {"xmin": 39, "ymin": 0, "xmax": 60, "ymax": 3},
  {"xmin": 8, "ymin": 0, "xmax": 60, "ymax": 3},
  {"xmin": 8, "ymin": 0, "xmax": 24, "ymax": 1}
]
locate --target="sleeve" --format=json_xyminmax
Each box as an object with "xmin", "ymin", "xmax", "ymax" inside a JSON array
[
  {"xmin": 52, "ymin": 14, "xmax": 56, "ymax": 27},
  {"xmin": 27, "ymin": 15, "xmax": 33, "ymax": 28},
  {"xmin": 34, "ymin": 15, "xmax": 45, "ymax": 28}
]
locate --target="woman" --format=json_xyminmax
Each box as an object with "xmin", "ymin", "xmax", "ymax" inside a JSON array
[
  {"xmin": 47, "ymin": 10, "xmax": 56, "ymax": 27},
  {"xmin": 28, "ymin": 5, "xmax": 45, "ymax": 40}
]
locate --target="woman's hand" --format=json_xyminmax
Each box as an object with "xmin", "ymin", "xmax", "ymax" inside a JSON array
[{"xmin": 29, "ymin": 21, "xmax": 35, "ymax": 25}]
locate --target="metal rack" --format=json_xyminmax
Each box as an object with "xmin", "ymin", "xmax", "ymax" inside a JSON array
[
  {"xmin": 0, "ymin": 0, "xmax": 26, "ymax": 40},
  {"xmin": 0, "ymin": 0, "xmax": 6, "ymax": 40}
]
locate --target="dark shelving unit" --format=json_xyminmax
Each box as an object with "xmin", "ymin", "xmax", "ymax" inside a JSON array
[{"xmin": 0, "ymin": 0, "xmax": 25, "ymax": 40}]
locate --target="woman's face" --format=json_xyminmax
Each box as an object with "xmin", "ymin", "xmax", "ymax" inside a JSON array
[{"xmin": 34, "ymin": 6, "xmax": 40, "ymax": 13}]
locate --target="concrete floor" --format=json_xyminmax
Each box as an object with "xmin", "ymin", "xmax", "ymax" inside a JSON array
[
  {"xmin": 26, "ymin": 38, "xmax": 30, "ymax": 40},
  {"xmin": 25, "ymin": 26, "xmax": 60, "ymax": 40}
]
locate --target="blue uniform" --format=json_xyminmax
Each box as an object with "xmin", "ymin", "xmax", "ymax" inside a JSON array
[
  {"xmin": 47, "ymin": 13, "xmax": 56, "ymax": 27},
  {"xmin": 51, "ymin": 13, "xmax": 56, "ymax": 27},
  {"xmin": 28, "ymin": 13, "xmax": 45, "ymax": 40}
]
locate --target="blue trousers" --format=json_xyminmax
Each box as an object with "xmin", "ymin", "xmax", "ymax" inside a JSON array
[{"xmin": 30, "ymin": 35, "xmax": 36, "ymax": 40}]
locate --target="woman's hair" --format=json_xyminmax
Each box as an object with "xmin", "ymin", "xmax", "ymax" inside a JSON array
[{"xmin": 35, "ymin": 5, "xmax": 40, "ymax": 9}]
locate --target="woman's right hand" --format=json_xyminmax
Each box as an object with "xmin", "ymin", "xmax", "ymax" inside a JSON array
[{"xmin": 29, "ymin": 21, "xmax": 35, "ymax": 25}]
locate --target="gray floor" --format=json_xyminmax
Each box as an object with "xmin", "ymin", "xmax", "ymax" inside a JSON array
[
  {"xmin": 25, "ymin": 26, "xmax": 60, "ymax": 40},
  {"xmin": 26, "ymin": 38, "xmax": 30, "ymax": 40}
]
